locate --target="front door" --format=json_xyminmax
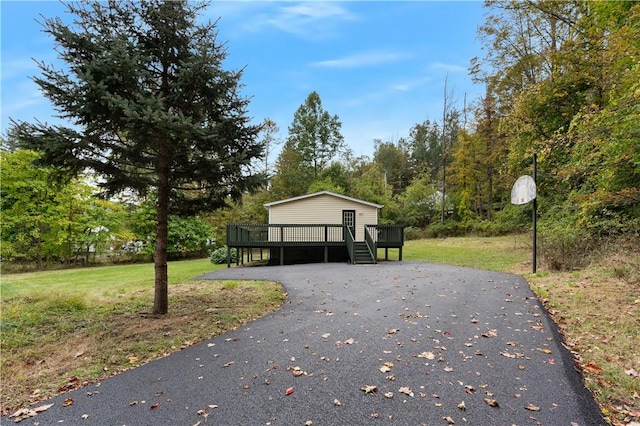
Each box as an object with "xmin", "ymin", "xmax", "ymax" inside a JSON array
[{"xmin": 342, "ymin": 210, "xmax": 356, "ymax": 240}]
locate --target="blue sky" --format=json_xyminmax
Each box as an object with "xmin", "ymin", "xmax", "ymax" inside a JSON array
[{"xmin": 1, "ymin": 1, "xmax": 487, "ymax": 159}]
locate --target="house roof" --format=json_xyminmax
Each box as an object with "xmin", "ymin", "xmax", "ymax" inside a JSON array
[{"xmin": 264, "ymin": 191, "xmax": 383, "ymax": 209}]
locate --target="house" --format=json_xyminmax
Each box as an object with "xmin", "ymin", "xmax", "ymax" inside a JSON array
[{"xmin": 226, "ymin": 191, "xmax": 404, "ymax": 266}]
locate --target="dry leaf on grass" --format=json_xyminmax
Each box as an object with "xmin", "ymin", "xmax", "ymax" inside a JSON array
[{"xmin": 582, "ymin": 360, "xmax": 604, "ymax": 375}]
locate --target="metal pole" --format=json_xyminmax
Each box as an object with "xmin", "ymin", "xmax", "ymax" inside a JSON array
[{"xmin": 533, "ymin": 154, "xmax": 537, "ymax": 273}]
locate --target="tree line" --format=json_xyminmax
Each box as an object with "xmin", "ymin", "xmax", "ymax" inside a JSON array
[{"xmin": 2, "ymin": 1, "xmax": 638, "ymax": 312}]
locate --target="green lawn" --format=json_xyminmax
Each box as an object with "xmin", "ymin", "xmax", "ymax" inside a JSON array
[
  {"xmin": 1, "ymin": 236, "xmax": 532, "ymax": 303},
  {"xmin": 381, "ymin": 234, "xmax": 532, "ymax": 272},
  {"xmin": 0, "ymin": 258, "xmax": 223, "ymax": 302}
]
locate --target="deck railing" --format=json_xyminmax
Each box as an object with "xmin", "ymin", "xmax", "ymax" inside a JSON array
[
  {"xmin": 227, "ymin": 223, "xmax": 404, "ymax": 246},
  {"xmin": 226, "ymin": 223, "xmax": 404, "ymax": 266},
  {"xmin": 365, "ymin": 224, "xmax": 405, "ymax": 248},
  {"xmin": 227, "ymin": 223, "xmax": 347, "ymax": 247}
]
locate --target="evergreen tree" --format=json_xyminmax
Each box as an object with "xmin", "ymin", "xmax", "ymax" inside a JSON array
[{"xmin": 11, "ymin": 0, "xmax": 264, "ymax": 314}]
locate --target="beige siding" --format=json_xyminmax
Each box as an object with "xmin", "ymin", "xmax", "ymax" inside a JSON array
[{"xmin": 269, "ymin": 194, "xmax": 378, "ymax": 241}]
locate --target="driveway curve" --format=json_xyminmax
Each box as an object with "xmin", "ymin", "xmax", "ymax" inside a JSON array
[{"xmin": 7, "ymin": 262, "xmax": 606, "ymax": 425}]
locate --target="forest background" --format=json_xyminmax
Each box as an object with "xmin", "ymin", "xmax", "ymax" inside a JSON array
[{"xmin": 2, "ymin": 1, "xmax": 638, "ymax": 272}]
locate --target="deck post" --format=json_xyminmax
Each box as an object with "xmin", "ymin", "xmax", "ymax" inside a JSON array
[
  {"xmin": 280, "ymin": 246, "xmax": 284, "ymax": 265},
  {"xmin": 227, "ymin": 246, "xmax": 231, "ymax": 268},
  {"xmin": 324, "ymin": 245, "xmax": 328, "ymax": 263},
  {"xmin": 399, "ymin": 247, "xmax": 403, "ymax": 261}
]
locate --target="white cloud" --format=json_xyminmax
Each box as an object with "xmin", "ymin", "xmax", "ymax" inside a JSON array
[
  {"xmin": 311, "ymin": 50, "xmax": 411, "ymax": 69},
  {"xmin": 429, "ymin": 61, "xmax": 468, "ymax": 74},
  {"xmin": 233, "ymin": 2, "xmax": 357, "ymax": 40},
  {"xmin": 1, "ymin": 57, "xmax": 39, "ymax": 81}
]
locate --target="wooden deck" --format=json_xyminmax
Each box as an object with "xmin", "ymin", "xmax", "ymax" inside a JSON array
[{"xmin": 226, "ymin": 223, "xmax": 404, "ymax": 266}]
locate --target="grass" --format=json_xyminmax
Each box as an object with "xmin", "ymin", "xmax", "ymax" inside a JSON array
[
  {"xmin": 399, "ymin": 234, "xmax": 532, "ymax": 271},
  {"xmin": 2, "ymin": 238, "xmax": 638, "ymax": 424},
  {"xmin": 1, "ymin": 258, "xmax": 286, "ymax": 415},
  {"xmin": 526, "ymin": 261, "xmax": 640, "ymax": 425}
]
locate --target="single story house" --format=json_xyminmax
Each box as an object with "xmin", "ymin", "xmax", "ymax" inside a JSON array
[{"xmin": 226, "ymin": 191, "xmax": 404, "ymax": 266}]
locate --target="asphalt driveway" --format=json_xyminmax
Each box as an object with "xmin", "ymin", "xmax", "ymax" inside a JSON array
[{"xmin": 6, "ymin": 262, "xmax": 606, "ymax": 425}]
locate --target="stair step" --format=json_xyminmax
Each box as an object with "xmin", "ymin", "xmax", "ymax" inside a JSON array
[{"xmin": 351, "ymin": 241, "xmax": 375, "ymax": 264}]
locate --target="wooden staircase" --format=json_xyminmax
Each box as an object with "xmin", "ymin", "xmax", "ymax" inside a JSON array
[{"xmin": 352, "ymin": 241, "xmax": 376, "ymax": 264}]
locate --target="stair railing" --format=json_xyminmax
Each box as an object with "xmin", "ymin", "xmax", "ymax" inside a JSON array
[
  {"xmin": 345, "ymin": 225, "xmax": 355, "ymax": 264},
  {"xmin": 364, "ymin": 225, "xmax": 377, "ymax": 264}
]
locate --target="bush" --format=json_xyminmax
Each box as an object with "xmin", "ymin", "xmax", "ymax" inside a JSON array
[
  {"xmin": 404, "ymin": 226, "xmax": 430, "ymax": 240},
  {"xmin": 210, "ymin": 246, "xmax": 237, "ymax": 264},
  {"xmin": 493, "ymin": 204, "xmax": 531, "ymax": 233},
  {"xmin": 538, "ymin": 215, "xmax": 594, "ymax": 271},
  {"xmin": 425, "ymin": 220, "xmax": 468, "ymax": 238}
]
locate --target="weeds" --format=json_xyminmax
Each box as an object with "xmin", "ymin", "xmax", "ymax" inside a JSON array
[{"xmin": 1, "ymin": 279, "xmax": 285, "ymax": 415}]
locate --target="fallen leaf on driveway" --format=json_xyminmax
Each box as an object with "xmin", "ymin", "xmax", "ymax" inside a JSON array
[
  {"xmin": 457, "ymin": 401, "xmax": 466, "ymax": 410},
  {"xmin": 285, "ymin": 387, "xmax": 294, "ymax": 395},
  {"xmin": 384, "ymin": 391, "xmax": 393, "ymax": 398},
  {"xmin": 525, "ymin": 403, "xmax": 540, "ymax": 411},
  {"xmin": 9, "ymin": 404, "xmax": 54, "ymax": 422},
  {"xmin": 484, "ymin": 398, "xmax": 499, "ymax": 407},
  {"xmin": 150, "ymin": 402, "xmax": 161, "ymax": 410},
  {"xmin": 443, "ymin": 416, "xmax": 455, "ymax": 424},
  {"xmin": 63, "ymin": 397, "xmax": 74, "ymax": 407},
  {"xmin": 361, "ymin": 385, "xmax": 378, "ymax": 394},
  {"xmin": 398, "ymin": 386, "xmax": 414, "ymax": 397},
  {"xmin": 387, "ymin": 329, "xmax": 399, "ymax": 334},
  {"xmin": 418, "ymin": 351, "xmax": 435, "ymax": 360}
]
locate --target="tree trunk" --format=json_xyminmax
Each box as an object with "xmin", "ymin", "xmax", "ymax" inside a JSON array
[{"xmin": 153, "ymin": 149, "xmax": 170, "ymax": 315}]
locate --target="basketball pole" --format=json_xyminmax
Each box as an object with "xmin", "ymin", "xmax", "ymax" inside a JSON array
[{"xmin": 532, "ymin": 154, "xmax": 537, "ymax": 274}]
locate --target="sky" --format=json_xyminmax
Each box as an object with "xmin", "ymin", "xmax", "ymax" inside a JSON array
[{"xmin": 1, "ymin": 1, "xmax": 488, "ymax": 160}]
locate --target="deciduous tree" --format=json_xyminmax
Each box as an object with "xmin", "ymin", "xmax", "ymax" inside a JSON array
[{"xmin": 286, "ymin": 91, "xmax": 345, "ymax": 179}]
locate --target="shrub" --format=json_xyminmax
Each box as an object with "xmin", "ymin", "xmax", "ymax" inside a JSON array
[
  {"xmin": 210, "ymin": 246, "xmax": 237, "ymax": 264},
  {"xmin": 425, "ymin": 220, "xmax": 468, "ymax": 238},
  {"xmin": 404, "ymin": 226, "xmax": 429, "ymax": 240},
  {"xmin": 538, "ymin": 214, "xmax": 594, "ymax": 271}
]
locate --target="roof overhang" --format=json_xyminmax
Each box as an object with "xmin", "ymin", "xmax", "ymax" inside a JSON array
[{"xmin": 264, "ymin": 191, "xmax": 383, "ymax": 209}]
